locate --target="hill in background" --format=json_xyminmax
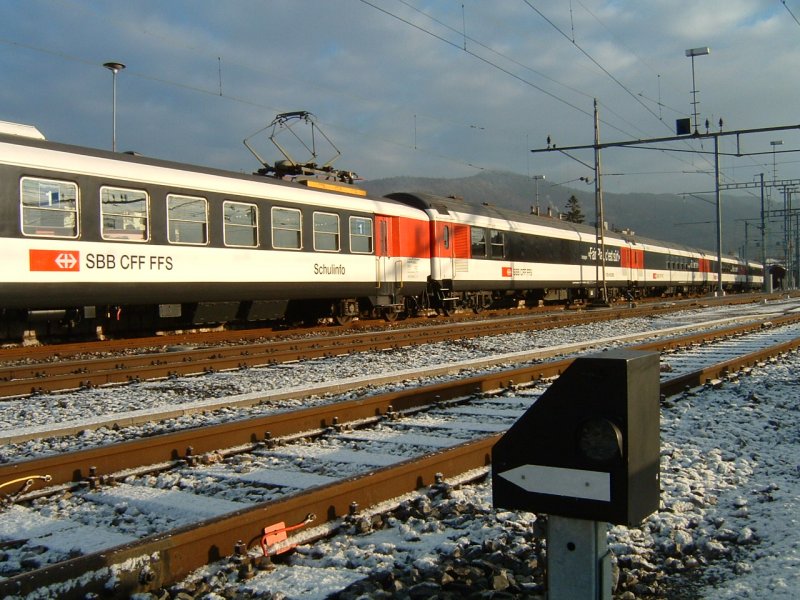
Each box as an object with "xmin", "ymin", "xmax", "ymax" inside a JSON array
[{"xmin": 363, "ymin": 170, "xmax": 766, "ymax": 259}]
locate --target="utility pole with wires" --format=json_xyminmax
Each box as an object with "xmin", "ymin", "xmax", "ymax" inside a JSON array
[
  {"xmin": 593, "ymin": 99, "xmax": 609, "ymax": 305},
  {"xmin": 531, "ymin": 122, "xmax": 800, "ymax": 297}
]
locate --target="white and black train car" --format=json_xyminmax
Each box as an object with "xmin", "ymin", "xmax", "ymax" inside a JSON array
[
  {"xmin": 0, "ymin": 122, "xmax": 432, "ymax": 338},
  {"xmin": 388, "ymin": 192, "xmax": 763, "ymax": 310},
  {"xmin": 0, "ymin": 120, "xmax": 763, "ymax": 339}
]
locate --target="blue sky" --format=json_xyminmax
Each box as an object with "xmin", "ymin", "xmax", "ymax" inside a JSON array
[{"xmin": 0, "ymin": 0, "xmax": 798, "ymax": 196}]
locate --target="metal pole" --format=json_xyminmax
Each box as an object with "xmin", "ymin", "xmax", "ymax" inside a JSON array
[
  {"xmin": 532, "ymin": 175, "xmax": 545, "ymax": 212},
  {"xmin": 112, "ymin": 71, "xmax": 117, "ymax": 151},
  {"xmin": 594, "ymin": 99, "xmax": 608, "ymax": 303},
  {"xmin": 690, "ymin": 55, "xmax": 696, "ymax": 110},
  {"xmin": 714, "ymin": 135, "xmax": 723, "ymax": 295},
  {"xmin": 685, "ymin": 47, "xmax": 709, "ymax": 134},
  {"xmin": 548, "ymin": 516, "xmax": 612, "ymax": 599},
  {"xmin": 786, "ymin": 188, "xmax": 797, "ymax": 290},
  {"xmin": 785, "ymin": 188, "xmax": 789, "ymax": 289},
  {"xmin": 103, "ymin": 62, "xmax": 126, "ymax": 152},
  {"xmin": 760, "ymin": 173, "xmax": 767, "ymax": 291},
  {"xmin": 794, "ymin": 214, "xmax": 800, "ymax": 287},
  {"xmin": 743, "ymin": 221, "xmax": 748, "ymax": 262}
]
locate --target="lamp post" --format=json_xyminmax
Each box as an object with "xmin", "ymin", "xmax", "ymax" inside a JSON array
[
  {"xmin": 103, "ymin": 61, "xmax": 126, "ymax": 151},
  {"xmin": 685, "ymin": 47, "xmax": 710, "ymax": 134},
  {"xmin": 770, "ymin": 140, "xmax": 783, "ymax": 182}
]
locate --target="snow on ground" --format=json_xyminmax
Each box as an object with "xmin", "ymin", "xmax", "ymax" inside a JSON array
[
  {"xmin": 1, "ymin": 300, "xmax": 799, "ymax": 597},
  {"xmin": 216, "ymin": 350, "xmax": 800, "ymax": 599},
  {"xmin": 658, "ymin": 358, "xmax": 800, "ymax": 597},
  {"xmin": 171, "ymin": 331, "xmax": 800, "ymax": 598}
]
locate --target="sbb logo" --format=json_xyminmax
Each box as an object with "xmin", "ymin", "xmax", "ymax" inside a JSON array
[{"xmin": 29, "ymin": 249, "xmax": 80, "ymax": 272}]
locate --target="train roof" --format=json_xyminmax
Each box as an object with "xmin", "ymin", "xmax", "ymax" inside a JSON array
[
  {"xmin": 386, "ymin": 191, "xmax": 589, "ymax": 232},
  {"xmin": 0, "ymin": 130, "xmax": 378, "ymax": 201},
  {"xmin": 0, "ymin": 120, "xmax": 45, "ymax": 139}
]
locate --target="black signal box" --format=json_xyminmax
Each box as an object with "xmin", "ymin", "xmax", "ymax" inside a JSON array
[
  {"xmin": 676, "ymin": 117, "xmax": 692, "ymax": 135},
  {"xmin": 492, "ymin": 349, "xmax": 660, "ymax": 526}
]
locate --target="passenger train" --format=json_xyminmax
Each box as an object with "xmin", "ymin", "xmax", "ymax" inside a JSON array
[{"xmin": 0, "ymin": 120, "xmax": 763, "ymax": 339}]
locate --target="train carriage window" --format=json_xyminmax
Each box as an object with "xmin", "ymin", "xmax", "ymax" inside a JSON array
[
  {"xmin": 490, "ymin": 229, "xmax": 505, "ymax": 259},
  {"xmin": 20, "ymin": 177, "xmax": 79, "ymax": 238},
  {"xmin": 271, "ymin": 206, "xmax": 301, "ymax": 250},
  {"xmin": 167, "ymin": 194, "xmax": 208, "ymax": 245},
  {"xmin": 101, "ymin": 186, "xmax": 149, "ymax": 241},
  {"xmin": 349, "ymin": 216, "xmax": 373, "ymax": 254},
  {"xmin": 225, "ymin": 201, "xmax": 259, "ymax": 247},
  {"xmin": 313, "ymin": 211, "xmax": 340, "ymax": 252},
  {"xmin": 471, "ymin": 228, "xmax": 486, "ymax": 258}
]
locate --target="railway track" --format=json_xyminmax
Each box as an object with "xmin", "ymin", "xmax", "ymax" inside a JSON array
[
  {"xmin": 0, "ymin": 314, "xmax": 798, "ymax": 598},
  {"xmin": 3, "ymin": 305, "xmax": 799, "ymax": 446},
  {"xmin": 0, "ymin": 289, "xmax": 777, "ymax": 359},
  {"xmin": 0, "ymin": 295, "xmax": 783, "ymax": 399}
]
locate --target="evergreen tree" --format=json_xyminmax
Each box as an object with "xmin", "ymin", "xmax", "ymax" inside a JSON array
[{"xmin": 564, "ymin": 194, "xmax": 585, "ymax": 223}]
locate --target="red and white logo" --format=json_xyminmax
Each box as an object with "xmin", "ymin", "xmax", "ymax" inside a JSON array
[
  {"xmin": 502, "ymin": 266, "xmax": 512, "ymax": 277},
  {"xmin": 29, "ymin": 249, "xmax": 80, "ymax": 272}
]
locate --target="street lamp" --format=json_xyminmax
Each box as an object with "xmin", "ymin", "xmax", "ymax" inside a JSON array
[
  {"xmin": 685, "ymin": 47, "xmax": 710, "ymax": 134},
  {"xmin": 770, "ymin": 140, "xmax": 783, "ymax": 182},
  {"xmin": 103, "ymin": 61, "xmax": 126, "ymax": 151}
]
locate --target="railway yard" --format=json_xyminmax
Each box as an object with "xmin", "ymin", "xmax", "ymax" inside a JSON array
[{"xmin": 0, "ymin": 295, "xmax": 798, "ymax": 599}]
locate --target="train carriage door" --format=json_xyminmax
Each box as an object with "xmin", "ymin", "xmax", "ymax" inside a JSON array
[
  {"xmin": 452, "ymin": 225, "xmax": 470, "ymax": 281},
  {"xmin": 621, "ymin": 244, "xmax": 644, "ymax": 286},
  {"xmin": 431, "ymin": 220, "xmax": 451, "ymax": 281},
  {"xmin": 430, "ymin": 220, "xmax": 468, "ymax": 283},
  {"xmin": 375, "ymin": 215, "xmax": 400, "ymax": 294}
]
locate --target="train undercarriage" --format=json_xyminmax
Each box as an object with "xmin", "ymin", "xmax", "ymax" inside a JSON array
[{"xmin": 2, "ymin": 278, "xmax": 748, "ymax": 343}]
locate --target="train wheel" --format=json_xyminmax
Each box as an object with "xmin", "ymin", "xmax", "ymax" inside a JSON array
[
  {"xmin": 383, "ymin": 310, "xmax": 398, "ymax": 322},
  {"xmin": 334, "ymin": 315, "xmax": 353, "ymax": 326}
]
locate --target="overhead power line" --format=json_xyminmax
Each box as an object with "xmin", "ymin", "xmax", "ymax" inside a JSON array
[
  {"xmin": 392, "ymin": 0, "xmax": 656, "ymax": 140},
  {"xmin": 521, "ymin": 1, "xmax": 667, "ymax": 130},
  {"xmin": 359, "ymin": 0, "xmax": 642, "ymax": 137},
  {"xmin": 781, "ymin": 0, "xmax": 800, "ymax": 27}
]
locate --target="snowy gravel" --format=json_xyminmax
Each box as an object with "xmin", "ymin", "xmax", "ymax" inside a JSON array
[{"xmin": 191, "ymin": 348, "xmax": 800, "ymax": 599}]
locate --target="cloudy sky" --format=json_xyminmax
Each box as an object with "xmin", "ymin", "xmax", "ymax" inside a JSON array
[{"xmin": 1, "ymin": 1, "xmax": 798, "ymax": 196}]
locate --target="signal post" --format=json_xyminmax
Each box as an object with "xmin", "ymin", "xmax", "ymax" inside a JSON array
[{"xmin": 492, "ymin": 349, "xmax": 661, "ymax": 598}]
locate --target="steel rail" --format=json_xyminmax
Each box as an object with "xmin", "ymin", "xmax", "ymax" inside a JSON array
[
  {"xmin": 0, "ymin": 435, "xmax": 498, "ymax": 599},
  {"xmin": 0, "ymin": 301, "xmax": 702, "ymax": 398},
  {"xmin": 2, "ymin": 313, "xmax": 799, "ymax": 489}
]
